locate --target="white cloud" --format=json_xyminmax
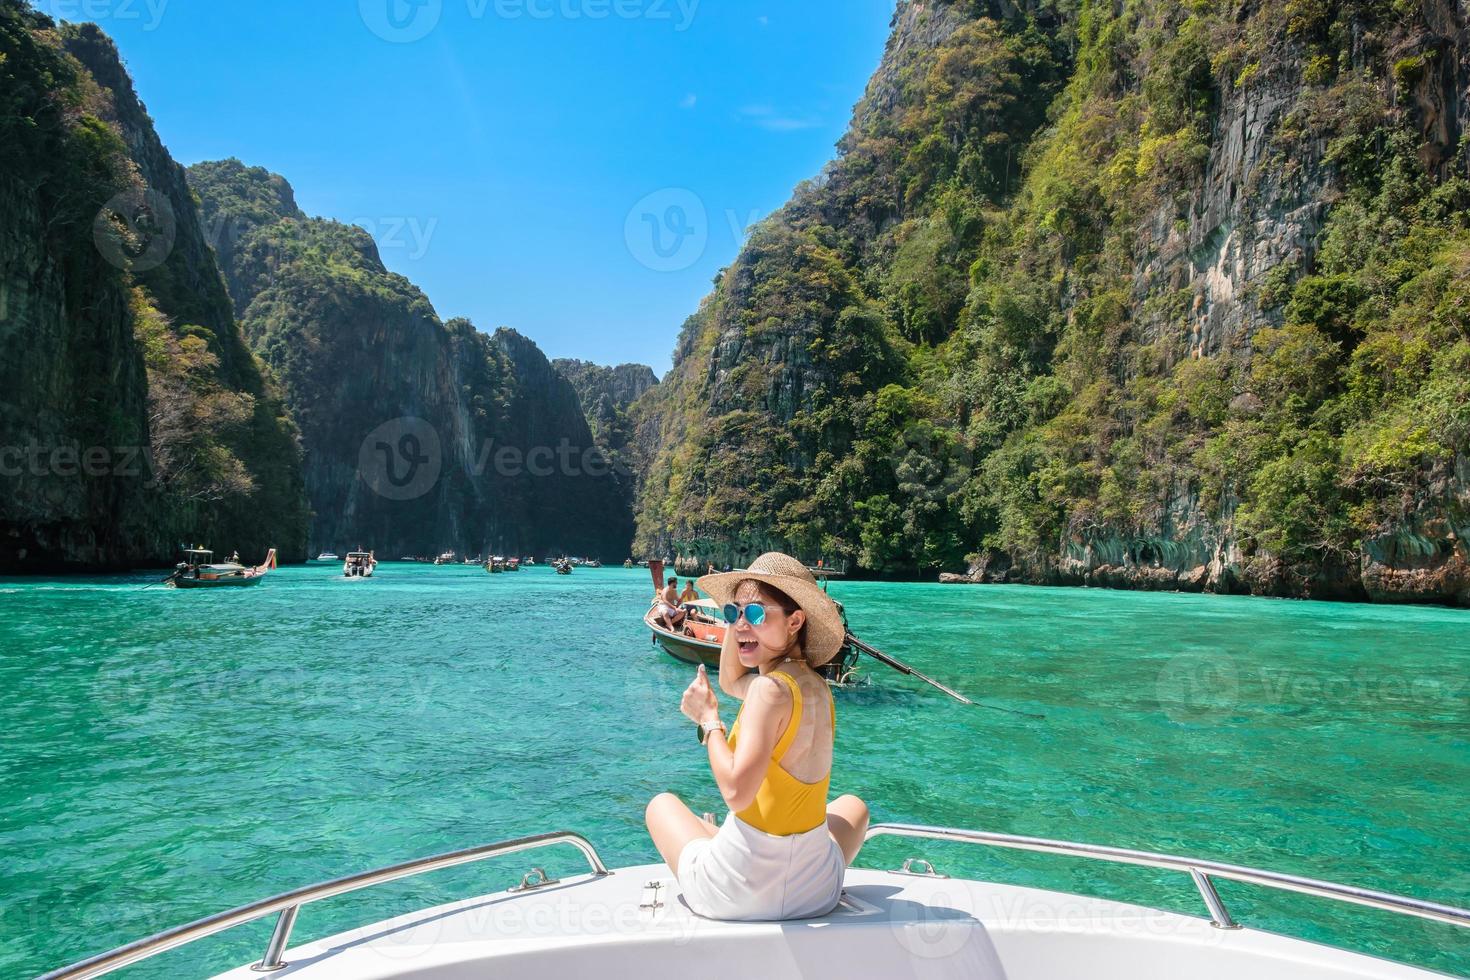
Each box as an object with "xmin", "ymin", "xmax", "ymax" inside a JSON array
[
  {"xmin": 680, "ymin": 93, "xmax": 698, "ymax": 109},
  {"xmin": 738, "ymin": 104, "xmax": 819, "ymax": 132}
]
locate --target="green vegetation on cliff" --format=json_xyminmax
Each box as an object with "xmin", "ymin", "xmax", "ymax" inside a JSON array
[
  {"xmin": 634, "ymin": 0, "xmax": 1470, "ymax": 603},
  {"xmin": 553, "ymin": 358, "xmax": 658, "ymax": 496},
  {"xmin": 0, "ymin": 3, "xmax": 306, "ymax": 569}
]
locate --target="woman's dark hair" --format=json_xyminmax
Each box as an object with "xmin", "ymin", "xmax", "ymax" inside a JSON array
[{"xmin": 737, "ymin": 578, "xmax": 809, "ymax": 658}]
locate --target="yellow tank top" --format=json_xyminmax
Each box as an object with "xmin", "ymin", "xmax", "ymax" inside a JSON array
[{"xmin": 727, "ymin": 670, "xmax": 834, "ymax": 836}]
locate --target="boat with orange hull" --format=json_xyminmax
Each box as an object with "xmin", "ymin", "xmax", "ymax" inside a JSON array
[
  {"xmin": 643, "ymin": 596, "xmax": 862, "ymax": 685},
  {"xmin": 643, "ymin": 598, "xmax": 728, "ymax": 668},
  {"xmin": 171, "ymin": 548, "xmax": 277, "ymax": 589}
]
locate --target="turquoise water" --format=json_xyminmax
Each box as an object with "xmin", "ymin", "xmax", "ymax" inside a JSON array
[{"xmin": 1, "ymin": 565, "xmax": 1467, "ymax": 977}]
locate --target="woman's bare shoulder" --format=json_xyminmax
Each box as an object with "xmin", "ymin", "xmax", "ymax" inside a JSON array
[{"xmin": 745, "ymin": 673, "xmax": 793, "ymax": 710}]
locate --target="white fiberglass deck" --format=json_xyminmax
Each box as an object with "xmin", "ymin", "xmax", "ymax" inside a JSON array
[{"xmin": 209, "ymin": 864, "xmax": 1449, "ymax": 980}]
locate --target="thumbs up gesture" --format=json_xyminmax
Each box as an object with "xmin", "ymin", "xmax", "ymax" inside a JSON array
[{"xmin": 681, "ymin": 664, "xmax": 719, "ymax": 726}]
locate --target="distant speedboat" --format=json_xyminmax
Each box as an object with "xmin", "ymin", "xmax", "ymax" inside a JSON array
[
  {"xmin": 343, "ymin": 551, "xmax": 377, "ymax": 579},
  {"xmin": 171, "ymin": 548, "xmax": 277, "ymax": 589},
  {"xmin": 316, "ymin": 552, "xmax": 339, "ymax": 561},
  {"xmin": 433, "ymin": 552, "xmax": 456, "ymax": 566}
]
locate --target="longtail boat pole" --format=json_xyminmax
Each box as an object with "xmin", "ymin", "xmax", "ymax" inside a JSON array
[{"xmin": 845, "ymin": 632, "xmax": 1045, "ymax": 718}]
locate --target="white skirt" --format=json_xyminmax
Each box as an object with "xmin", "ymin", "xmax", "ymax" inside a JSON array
[{"xmin": 677, "ymin": 812, "xmax": 845, "ymax": 921}]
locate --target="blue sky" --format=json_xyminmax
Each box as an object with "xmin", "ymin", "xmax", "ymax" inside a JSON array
[{"xmin": 40, "ymin": 0, "xmax": 897, "ymax": 375}]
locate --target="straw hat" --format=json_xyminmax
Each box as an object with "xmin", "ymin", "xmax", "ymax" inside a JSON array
[{"xmin": 696, "ymin": 552, "xmax": 846, "ymax": 667}]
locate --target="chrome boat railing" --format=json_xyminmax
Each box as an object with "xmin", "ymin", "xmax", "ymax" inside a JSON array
[
  {"xmin": 866, "ymin": 823, "xmax": 1470, "ymax": 932},
  {"xmin": 37, "ymin": 830, "xmax": 610, "ymax": 980},
  {"xmin": 39, "ymin": 823, "xmax": 1470, "ymax": 979}
]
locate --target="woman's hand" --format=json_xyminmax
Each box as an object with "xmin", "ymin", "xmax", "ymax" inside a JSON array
[{"xmin": 680, "ymin": 664, "xmax": 720, "ymax": 726}]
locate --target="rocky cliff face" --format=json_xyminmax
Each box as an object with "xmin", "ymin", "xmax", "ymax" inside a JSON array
[
  {"xmin": 633, "ymin": 0, "xmax": 1470, "ymax": 606},
  {"xmin": 552, "ymin": 358, "xmax": 657, "ymax": 521},
  {"xmin": 554, "ymin": 360, "xmax": 659, "ymax": 426},
  {"xmin": 188, "ymin": 160, "xmax": 632, "ymax": 559},
  {"xmin": 0, "ymin": 7, "xmax": 307, "ymax": 571}
]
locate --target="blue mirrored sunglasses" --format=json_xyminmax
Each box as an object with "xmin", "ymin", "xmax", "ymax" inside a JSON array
[{"xmin": 720, "ymin": 602, "xmax": 768, "ymax": 626}]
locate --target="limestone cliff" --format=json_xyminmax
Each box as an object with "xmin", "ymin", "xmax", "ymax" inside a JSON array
[
  {"xmin": 188, "ymin": 160, "xmax": 632, "ymax": 559},
  {"xmin": 553, "ymin": 358, "xmax": 657, "ymax": 521},
  {"xmin": 633, "ymin": 0, "xmax": 1470, "ymax": 606},
  {"xmin": 0, "ymin": 6, "xmax": 307, "ymax": 571}
]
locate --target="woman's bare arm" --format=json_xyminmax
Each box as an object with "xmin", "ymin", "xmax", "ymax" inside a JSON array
[
  {"xmin": 703, "ymin": 675, "xmax": 788, "ymax": 812},
  {"xmin": 717, "ymin": 626, "xmax": 755, "ymax": 699}
]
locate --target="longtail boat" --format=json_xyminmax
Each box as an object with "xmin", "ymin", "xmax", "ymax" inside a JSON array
[
  {"xmin": 171, "ymin": 548, "xmax": 277, "ymax": 589},
  {"xmin": 642, "ymin": 559, "xmax": 859, "ymax": 684}
]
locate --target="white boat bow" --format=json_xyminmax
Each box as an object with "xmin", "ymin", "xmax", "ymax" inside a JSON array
[{"xmin": 38, "ymin": 824, "xmax": 1469, "ymax": 979}]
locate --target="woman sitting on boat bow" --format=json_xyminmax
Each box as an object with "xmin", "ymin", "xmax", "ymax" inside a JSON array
[{"xmin": 646, "ymin": 552, "xmax": 869, "ymax": 920}]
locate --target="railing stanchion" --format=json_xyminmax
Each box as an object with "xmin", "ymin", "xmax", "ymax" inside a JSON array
[
  {"xmin": 1189, "ymin": 869, "xmax": 1239, "ymax": 930},
  {"xmin": 252, "ymin": 905, "xmax": 299, "ymax": 972}
]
